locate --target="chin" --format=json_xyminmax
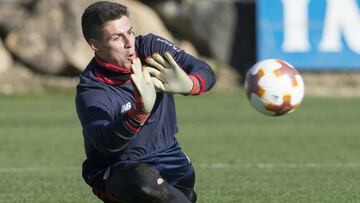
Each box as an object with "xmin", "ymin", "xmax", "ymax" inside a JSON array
[{"xmin": 123, "ymin": 62, "xmax": 132, "ymax": 69}]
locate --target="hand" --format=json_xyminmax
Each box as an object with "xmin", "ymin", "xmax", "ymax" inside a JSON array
[
  {"xmin": 130, "ymin": 58, "xmax": 156, "ymax": 114},
  {"xmin": 145, "ymin": 52, "xmax": 194, "ymax": 94}
]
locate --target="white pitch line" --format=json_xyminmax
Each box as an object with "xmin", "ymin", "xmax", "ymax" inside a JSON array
[
  {"xmin": 0, "ymin": 166, "xmax": 80, "ymax": 173},
  {"xmin": 198, "ymin": 162, "xmax": 360, "ymax": 169},
  {"xmin": 1, "ymin": 162, "xmax": 360, "ymax": 173}
]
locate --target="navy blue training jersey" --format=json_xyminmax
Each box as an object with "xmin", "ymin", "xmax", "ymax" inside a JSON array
[{"xmin": 76, "ymin": 33, "xmax": 216, "ymax": 185}]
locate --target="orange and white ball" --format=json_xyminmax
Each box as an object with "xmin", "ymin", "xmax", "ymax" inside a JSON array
[{"xmin": 244, "ymin": 59, "xmax": 305, "ymax": 116}]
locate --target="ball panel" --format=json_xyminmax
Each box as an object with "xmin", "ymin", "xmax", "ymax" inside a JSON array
[
  {"xmin": 265, "ymin": 94, "xmax": 295, "ymax": 116},
  {"xmin": 261, "ymin": 84, "xmax": 286, "ymax": 106},
  {"xmin": 245, "ymin": 68, "xmax": 265, "ymax": 99},
  {"xmin": 274, "ymin": 60, "xmax": 300, "ymax": 86},
  {"xmin": 249, "ymin": 93, "xmax": 276, "ymax": 116},
  {"xmin": 288, "ymin": 75, "xmax": 305, "ymax": 106}
]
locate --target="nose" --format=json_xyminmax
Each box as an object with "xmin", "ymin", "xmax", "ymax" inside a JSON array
[{"xmin": 124, "ymin": 34, "xmax": 133, "ymax": 49}]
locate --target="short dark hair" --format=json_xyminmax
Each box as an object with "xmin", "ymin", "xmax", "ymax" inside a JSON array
[{"xmin": 81, "ymin": 1, "xmax": 129, "ymax": 42}]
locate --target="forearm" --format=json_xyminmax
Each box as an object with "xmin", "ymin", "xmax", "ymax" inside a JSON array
[
  {"xmin": 101, "ymin": 108, "xmax": 150, "ymax": 153},
  {"xmin": 82, "ymin": 107, "xmax": 148, "ymax": 155},
  {"xmin": 85, "ymin": 118, "xmax": 134, "ymax": 154}
]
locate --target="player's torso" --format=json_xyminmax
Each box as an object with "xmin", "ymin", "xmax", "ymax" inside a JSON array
[{"xmin": 82, "ymin": 64, "xmax": 179, "ymax": 161}]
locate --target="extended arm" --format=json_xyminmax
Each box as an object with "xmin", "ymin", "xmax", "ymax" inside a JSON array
[{"xmin": 139, "ymin": 34, "xmax": 216, "ymax": 95}]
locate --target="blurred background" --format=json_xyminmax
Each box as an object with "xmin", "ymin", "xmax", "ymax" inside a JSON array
[{"xmin": 1, "ymin": 0, "xmax": 360, "ymax": 96}]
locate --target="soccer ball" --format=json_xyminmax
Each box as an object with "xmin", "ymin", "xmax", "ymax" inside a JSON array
[{"xmin": 244, "ymin": 59, "xmax": 305, "ymax": 116}]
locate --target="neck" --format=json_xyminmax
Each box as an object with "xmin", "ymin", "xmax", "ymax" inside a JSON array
[
  {"xmin": 95, "ymin": 54, "xmax": 131, "ymax": 73},
  {"xmin": 94, "ymin": 54, "xmax": 131, "ymax": 85}
]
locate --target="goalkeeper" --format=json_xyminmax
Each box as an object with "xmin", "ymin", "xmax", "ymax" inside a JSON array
[{"xmin": 76, "ymin": 1, "xmax": 216, "ymax": 203}]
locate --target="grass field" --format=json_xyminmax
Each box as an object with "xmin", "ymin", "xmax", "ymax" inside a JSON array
[{"xmin": 0, "ymin": 92, "xmax": 360, "ymax": 203}]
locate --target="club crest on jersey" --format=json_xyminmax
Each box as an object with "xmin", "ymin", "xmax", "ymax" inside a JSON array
[{"xmin": 121, "ymin": 102, "xmax": 131, "ymax": 113}]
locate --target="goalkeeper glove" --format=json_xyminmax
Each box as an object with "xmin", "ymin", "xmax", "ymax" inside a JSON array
[
  {"xmin": 124, "ymin": 58, "xmax": 156, "ymax": 133},
  {"xmin": 145, "ymin": 52, "xmax": 200, "ymax": 95}
]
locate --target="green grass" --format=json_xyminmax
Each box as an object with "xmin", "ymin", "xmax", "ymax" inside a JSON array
[{"xmin": 0, "ymin": 92, "xmax": 359, "ymax": 203}]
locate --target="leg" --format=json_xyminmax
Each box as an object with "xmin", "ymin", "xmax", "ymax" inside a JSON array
[
  {"xmin": 98, "ymin": 163, "xmax": 193, "ymax": 203},
  {"xmin": 174, "ymin": 170, "xmax": 197, "ymax": 203}
]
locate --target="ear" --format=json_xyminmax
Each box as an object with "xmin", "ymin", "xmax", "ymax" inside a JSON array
[{"xmin": 88, "ymin": 39, "xmax": 101, "ymax": 51}]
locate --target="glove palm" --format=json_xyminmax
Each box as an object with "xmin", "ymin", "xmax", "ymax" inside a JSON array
[{"xmin": 145, "ymin": 52, "xmax": 193, "ymax": 94}]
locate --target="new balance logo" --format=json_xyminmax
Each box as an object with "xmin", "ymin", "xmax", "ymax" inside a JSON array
[{"xmin": 121, "ymin": 102, "xmax": 131, "ymax": 113}]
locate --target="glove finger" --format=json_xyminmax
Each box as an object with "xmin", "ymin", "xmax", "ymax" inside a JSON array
[
  {"xmin": 132, "ymin": 58, "xmax": 142, "ymax": 69},
  {"xmin": 152, "ymin": 53, "xmax": 169, "ymax": 67},
  {"xmin": 150, "ymin": 77, "xmax": 166, "ymax": 91},
  {"xmin": 145, "ymin": 57, "xmax": 165, "ymax": 71},
  {"xmin": 164, "ymin": 52, "xmax": 178, "ymax": 68},
  {"xmin": 131, "ymin": 58, "xmax": 143, "ymax": 79},
  {"xmin": 146, "ymin": 67, "xmax": 163, "ymax": 80}
]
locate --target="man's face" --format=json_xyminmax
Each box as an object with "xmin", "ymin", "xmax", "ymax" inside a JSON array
[{"xmin": 94, "ymin": 16, "xmax": 136, "ymax": 69}]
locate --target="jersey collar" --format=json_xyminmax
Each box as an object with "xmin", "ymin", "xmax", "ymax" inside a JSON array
[
  {"xmin": 94, "ymin": 54, "xmax": 132, "ymax": 74},
  {"xmin": 94, "ymin": 55, "xmax": 132, "ymax": 85}
]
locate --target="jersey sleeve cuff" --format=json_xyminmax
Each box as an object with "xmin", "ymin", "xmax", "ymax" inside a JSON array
[
  {"xmin": 123, "ymin": 107, "xmax": 150, "ymax": 134},
  {"xmin": 186, "ymin": 74, "xmax": 206, "ymax": 95}
]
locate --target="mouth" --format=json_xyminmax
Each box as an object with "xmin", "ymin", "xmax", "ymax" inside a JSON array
[{"xmin": 127, "ymin": 53, "xmax": 136, "ymax": 61}]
